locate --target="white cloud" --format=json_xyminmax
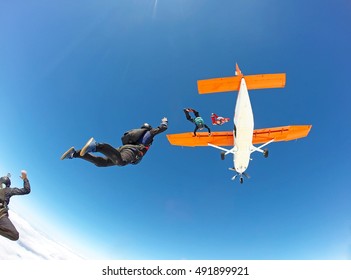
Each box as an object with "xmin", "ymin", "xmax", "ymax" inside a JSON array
[{"xmin": 0, "ymin": 211, "xmax": 84, "ymax": 260}]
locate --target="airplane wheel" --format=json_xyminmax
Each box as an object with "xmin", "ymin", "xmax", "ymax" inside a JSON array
[
  {"xmin": 263, "ymin": 149, "xmax": 269, "ymax": 158},
  {"xmin": 221, "ymin": 152, "xmax": 225, "ymax": 160},
  {"xmin": 240, "ymin": 177, "xmax": 243, "ymax": 184}
]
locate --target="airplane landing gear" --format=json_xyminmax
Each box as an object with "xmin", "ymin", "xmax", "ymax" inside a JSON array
[
  {"xmin": 221, "ymin": 152, "xmax": 225, "ymax": 160},
  {"xmin": 263, "ymin": 149, "xmax": 269, "ymax": 158},
  {"xmin": 230, "ymin": 169, "xmax": 249, "ymax": 184}
]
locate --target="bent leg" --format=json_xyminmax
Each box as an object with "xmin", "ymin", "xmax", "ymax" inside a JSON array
[
  {"xmin": 73, "ymin": 142, "xmax": 126, "ymax": 166},
  {"xmin": 96, "ymin": 143, "xmax": 126, "ymax": 166},
  {"xmin": 183, "ymin": 109, "xmax": 194, "ymax": 122},
  {"xmin": 74, "ymin": 150, "xmax": 116, "ymax": 167},
  {"xmin": 119, "ymin": 147, "xmax": 138, "ymax": 165},
  {"xmin": 0, "ymin": 215, "xmax": 19, "ymax": 241}
]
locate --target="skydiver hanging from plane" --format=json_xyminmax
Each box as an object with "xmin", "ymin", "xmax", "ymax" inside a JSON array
[
  {"xmin": 60, "ymin": 117, "xmax": 168, "ymax": 167},
  {"xmin": 210, "ymin": 113, "xmax": 230, "ymax": 126},
  {"xmin": 0, "ymin": 171, "xmax": 31, "ymax": 241},
  {"xmin": 183, "ymin": 108, "xmax": 211, "ymax": 136}
]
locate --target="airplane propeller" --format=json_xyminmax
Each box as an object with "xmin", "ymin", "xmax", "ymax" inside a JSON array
[{"xmin": 229, "ymin": 168, "xmax": 250, "ymax": 183}]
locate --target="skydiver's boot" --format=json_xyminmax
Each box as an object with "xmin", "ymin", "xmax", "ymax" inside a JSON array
[
  {"xmin": 80, "ymin": 137, "xmax": 97, "ymax": 156},
  {"xmin": 60, "ymin": 147, "xmax": 76, "ymax": 160}
]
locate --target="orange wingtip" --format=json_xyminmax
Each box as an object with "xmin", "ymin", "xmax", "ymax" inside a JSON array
[{"xmin": 197, "ymin": 73, "xmax": 286, "ymax": 94}]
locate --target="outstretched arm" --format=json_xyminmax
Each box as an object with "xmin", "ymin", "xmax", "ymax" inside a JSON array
[
  {"xmin": 9, "ymin": 170, "xmax": 31, "ymax": 196},
  {"xmin": 150, "ymin": 117, "xmax": 168, "ymax": 136},
  {"xmin": 193, "ymin": 126, "xmax": 198, "ymax": 136},
  {"xmin": 205, "ymin": 124, "xmax": 211, "ymax": 135}
]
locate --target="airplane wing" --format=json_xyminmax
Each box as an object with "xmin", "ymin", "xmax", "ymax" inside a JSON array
[
  {"xmin": 166, "ymin": 125, "xmax": 312, "ymax": 147},
  {"xmin": 167, "ymin": 131, "xmax": 234, "ymax": 147},
  {"xmin": 198, "ymin": 73, "xmax": 286, "ymax": 94}
]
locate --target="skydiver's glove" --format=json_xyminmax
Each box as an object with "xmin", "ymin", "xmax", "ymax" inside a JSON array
[
  {"xmin": 20, "ymin": 170, "xmax": 28, "ymax": 180},
  {"xmin": 161, "ymin": 117, "xmax": 168, "ymax": 128}
]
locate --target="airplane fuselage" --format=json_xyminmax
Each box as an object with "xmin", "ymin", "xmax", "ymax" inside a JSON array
[{"xmin": 233, "ymin": 77, "xmax": 254, "ymax": 174}]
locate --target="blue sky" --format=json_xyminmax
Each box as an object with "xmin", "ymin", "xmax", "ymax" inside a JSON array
[{"xmin": 1, "ymin": 0, "xmax": 350, "ymax": 259}]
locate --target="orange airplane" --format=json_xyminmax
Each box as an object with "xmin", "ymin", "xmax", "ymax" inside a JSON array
[{"xmin": 167, "ymin": 64, "xmax": 312, "ymax": 183}]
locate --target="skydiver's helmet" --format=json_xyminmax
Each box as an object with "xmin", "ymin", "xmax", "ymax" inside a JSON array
[
  {"xmin": 0, "ymin": 175, "xmax": 11, "ymax": 189},
  {"xmin": 141, "ymin": 123, "xmax": 152, "ymax": 130}
]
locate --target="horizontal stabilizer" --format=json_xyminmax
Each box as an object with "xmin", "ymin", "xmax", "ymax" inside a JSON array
[
  {"xmin": 167, "ymin": 125, "xmax": 312, "ymax": 147},
  {"xmin": 197, "ymin": 73, "xmax": 286, "ymax": 94}
]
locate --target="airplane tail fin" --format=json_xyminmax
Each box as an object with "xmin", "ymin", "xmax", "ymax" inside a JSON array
[{"xmin": 235, "ymin": 63, "xmax": 242, "ymax": 76}]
